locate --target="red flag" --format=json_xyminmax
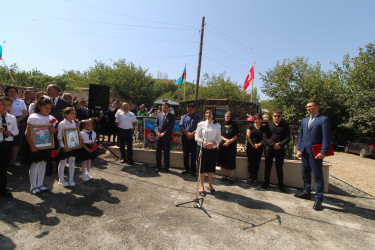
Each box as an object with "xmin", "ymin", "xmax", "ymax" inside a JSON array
[{"xmin": 243, "ymin": 65, "xmax": 254, "ymax": 91}]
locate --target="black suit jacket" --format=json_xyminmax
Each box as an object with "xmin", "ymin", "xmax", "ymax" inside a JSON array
[
  {"xmin": 47, "ymin": 96, "xmax": 72, "ymax": 122},
  {"xmin": 155, "ymin": 112, "xmax": 175, "ymax": 141}
]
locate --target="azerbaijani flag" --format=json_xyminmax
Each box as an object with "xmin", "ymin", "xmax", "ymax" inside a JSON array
[
  {"xmin": 0, "ymin": 45, "xmax": 2, "ymax": 60},
  {"xmin": 174, "ymin": 66, "xmax": 186, "ymax": 91}
]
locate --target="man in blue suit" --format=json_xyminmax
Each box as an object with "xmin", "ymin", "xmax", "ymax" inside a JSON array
[
  {"xmin": 295, "ymin": 100, "xmax": 331, "ymax": 211},
  {"xmin": 155, "ymin": 102, "xmax": 175, "ymax": 173}
]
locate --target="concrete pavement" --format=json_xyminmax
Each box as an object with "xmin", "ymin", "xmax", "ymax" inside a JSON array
[{"xmin": 1, "ymin": 156, "xmax": 375, "ymax": 249}]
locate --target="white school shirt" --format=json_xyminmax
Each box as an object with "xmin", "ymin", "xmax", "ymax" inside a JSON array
[
  {"xmin": 195, "ymin": 121, "xmax": 221, "ymax": 149},
  {"xmin": 115, "ymin": 110, "xmax": 137, "ymax": 129},
  {"xmin": 80, "ymin": 129, "xmax": 97, "ymax": 144},
  {"xmin": 28, "ymin": 102, "xmax": 36, "ymax": 115},
  {"xmin": 57, "ymin": 119, "xmax": 78, "ymax": 147},
  {"xmin": 9, "ymin": 98, "xmax": 27, "ymax": 117},
  {"xmin": 0, "ymin": 113, "xmax": 19, "ymax": 141},
  {"xmin": 27, "ymin": 113, "xmax": 57, "ymax": 126}
]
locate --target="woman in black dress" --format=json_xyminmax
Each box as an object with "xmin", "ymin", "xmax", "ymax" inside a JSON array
[
  {"xmin": 218, "ymin": 111, "xmax": 239, "ymax": 183},
  {"xmin": 246, "ymin": 113, "xmax": 265, "ymax": 185}
]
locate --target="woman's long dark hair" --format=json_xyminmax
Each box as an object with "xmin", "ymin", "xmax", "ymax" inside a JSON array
[
  {"xmin": 34, "ymin": 97, "xmax": 53, "ymax": 113},
  {"xmin": 204, "ymin": 107, "xmax": 216, "ymax": 124}
]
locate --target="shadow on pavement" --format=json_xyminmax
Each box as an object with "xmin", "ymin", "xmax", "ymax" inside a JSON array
[
  {"xmin": 0, "ymin": 198, "xmax": 60, "ymax": 228},
  {"xmin": 214, "ymin": 190, "xmax": 285, "ymax": 213},
  {"xmin": 44, "ymin": 178, "xmax": 128, "ymax": 217},
  {"xmin": 0, "ymin": 234, "xmax": 16, "ymax": 250},
  {"xmin": 324, "ymin": 195, "xmax": 375, "ymax": 221}
]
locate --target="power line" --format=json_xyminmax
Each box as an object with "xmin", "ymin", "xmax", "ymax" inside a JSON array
[
  {"xmin": 204, "ymin": 44, "xmax": 252, "ymax": 64},
  {"xmin": 205, "ymin": 23, "xmax": 276, "ymax": 63},
  {"xmin": 0, "ymin": 24, "xmax": 199, "ymax": 44},
  {"xmin": 2, "ymin": 12, "xmax": 199, "ymax": 31},
  {"xmin": 63, "ymin": 0, "xmax": 198, "ymax": 29}
]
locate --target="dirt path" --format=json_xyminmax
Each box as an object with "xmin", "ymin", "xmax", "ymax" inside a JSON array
[{"xmin": 325, "ymin": 152, "xmax": 375, "ymax": 196}]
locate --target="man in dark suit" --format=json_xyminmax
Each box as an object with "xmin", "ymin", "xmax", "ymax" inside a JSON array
[
  {"xmin": 155, "ymin": 102, "xmax": 175, "ymax": 173},
  {"xmin": 46, "ymin": 84, "xmax": 72, "ymax": 123},
  {"xmin": 262, "ymin": 109, "xmax": 290, "ymax": 192},
  {"xmin": 45, "ymin": 84, "xmax": 72, "ymax": 175},
  {"xmin": 295, "ymin": 100, "xmax": 331, "ymax": 211}
]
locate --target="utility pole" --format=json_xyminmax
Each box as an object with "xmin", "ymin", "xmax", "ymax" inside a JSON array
[{"xmin": 195, "ymin": 16, "xmax": 205, "ymax": 100}]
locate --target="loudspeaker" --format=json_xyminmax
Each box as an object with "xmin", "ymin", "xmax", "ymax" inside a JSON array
[{"xmin": 88, "ymin": 84, "xmax": 110, "ymax": 111}]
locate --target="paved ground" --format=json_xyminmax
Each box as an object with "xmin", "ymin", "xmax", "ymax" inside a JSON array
[
  {"xmin": 1, "ymin": 156, "xmax": 375, "ymax": 249},
  {"xmin": 325, "ymin": 151, "xmax": 375, "ymax": 196}
]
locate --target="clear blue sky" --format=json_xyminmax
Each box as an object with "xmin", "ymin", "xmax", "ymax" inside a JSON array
[{"xmin": 1, "ymin": 0, "xmax": 374, "ymax": 100}]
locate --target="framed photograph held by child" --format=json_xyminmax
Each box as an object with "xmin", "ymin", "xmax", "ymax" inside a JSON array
[
  {"xmin": 63, "ymin": 128, "xmax": 82, "ymax": 150},
  {"xmin": 30, "ymin": 125, "xmax": 55, "ymax": 149}
]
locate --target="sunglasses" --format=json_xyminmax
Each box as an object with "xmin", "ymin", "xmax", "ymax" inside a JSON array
[{"xmin": 273, "ymin": 115, "xmax": 282, "ymax": 118}]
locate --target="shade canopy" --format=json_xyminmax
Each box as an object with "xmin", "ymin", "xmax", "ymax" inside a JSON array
[{"xmin": 153, "ymin": 99, "xmax": 179, "ymax": 106}]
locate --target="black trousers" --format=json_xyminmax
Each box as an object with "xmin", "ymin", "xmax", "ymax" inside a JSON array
[
  {"xmin": 0, "ymin": 142, "xmax": 12, "ymax": 192},
  {"xmin": 264, "ymin": 145, "xmax": 285, "ymax": 186},
  {"xmin": 247, "ymin": 145, "xmax": 263, "ymax": 180},
  {"xmin": 182, "ymin": 137, "xmax": 197, "ymax": 173},
  {"xmin": 118, "ymin": 128, "xmax": 133, "ymax": 161},
  {"xmin": 156, "ymin": 137, "xmax": 171, "ymax": 170}
]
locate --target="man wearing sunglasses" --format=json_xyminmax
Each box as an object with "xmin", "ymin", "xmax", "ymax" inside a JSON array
[{"xmin": 262, "ymin": 109, "xmax": 290, "ymax": 192}]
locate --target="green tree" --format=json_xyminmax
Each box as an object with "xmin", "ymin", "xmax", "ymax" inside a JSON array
[
  {"xmin": 336, "ymin": 42, "xmax": 375, "ymax": 137},
  {"xmin": 87, "ymin": 59, "xmax": 158, "ymax": 107},
  {"xmin": 260, "ymin": 57, "xmax": 347, "ymax": 133},
  {"xmin": 198, "ymin": 72, "xmax": 258, "ymax": 101}
]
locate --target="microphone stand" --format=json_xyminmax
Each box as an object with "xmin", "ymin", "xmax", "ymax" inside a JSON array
[{"xmin": 176, "ymin": 119, "xmax": 211, "ymax": 218}]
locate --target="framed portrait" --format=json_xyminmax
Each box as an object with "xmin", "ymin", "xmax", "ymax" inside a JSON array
[
  {"xmin": 63, "ymin": 128, "xmax": 82, "ymax": 150},
  {"xmin": 30, "ymin": 125, "xmax": 55, "ymax": 149}
]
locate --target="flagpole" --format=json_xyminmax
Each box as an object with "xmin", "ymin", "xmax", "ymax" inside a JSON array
[
  {"xmin": 250, "ymin": 61, "xmax": 255, "ymax": 103},
  {"xmin": 1, "ymin": 59, "xmax": 16, "ymax": 85},
  {"xmin": 183, "ymin": 63, "xmax": 186, "ymax": 101}
]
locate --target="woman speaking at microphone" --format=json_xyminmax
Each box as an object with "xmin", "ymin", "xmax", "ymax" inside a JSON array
[{"xmin": 195, "ymin": 108, "xmax": 221, "ymax": 196}]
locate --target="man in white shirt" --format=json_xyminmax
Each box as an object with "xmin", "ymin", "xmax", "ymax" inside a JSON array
[
  {"xmin": 115, "ymin": 102, "xmax": 137, "ymax": 164},
  {"xmin": 0, "ymin": 96, "xmax": 19, "ymax": 198}
]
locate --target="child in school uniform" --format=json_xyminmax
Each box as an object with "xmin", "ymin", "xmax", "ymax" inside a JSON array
[
  {"xmin": 0, "ymin": 96, "xmax": 19, "ymax": 198},
  {"xmin": 57, "ymin": 107, "xmax": 80, "ymax": 187},
  {"xmin": 80, "ymin": 119, "xmax": 97, "ymax": 181},
  {"xmin": 25, "ymin": 97, "xmax": 57, "ymax": 195}
]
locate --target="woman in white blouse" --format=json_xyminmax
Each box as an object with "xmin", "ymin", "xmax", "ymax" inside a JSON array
[{"xmin": 195, "ymin": 108, "xmax": 221, "ymax": 196}]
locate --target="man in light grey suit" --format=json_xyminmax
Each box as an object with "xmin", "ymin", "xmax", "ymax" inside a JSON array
[{"xmin": 295, "ymin": 100, "xmax": 331, "ymax": 211}]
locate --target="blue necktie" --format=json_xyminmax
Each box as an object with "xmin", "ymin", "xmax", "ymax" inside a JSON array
[{"xmin": 87, "ymin": 131, "xmax": 93, "ymax": 140}]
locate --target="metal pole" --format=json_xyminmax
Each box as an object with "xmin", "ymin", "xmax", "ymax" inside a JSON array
[
  {"xmin": 250, "ymin": 61, "xmax": 255, "ymax": 102},
  {"xmin": 195, "ymin": 16, "xmax": 205, "ymax": 100},
  {"xmin": 1, "ymin": 59, "xmax": 16, "ymax": 85}
]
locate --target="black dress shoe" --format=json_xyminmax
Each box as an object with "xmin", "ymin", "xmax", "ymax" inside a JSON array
[
  {"xmin": 191, "ymin": 172, "xmax": 197, "ymax": 177},
  {"xmin": 155, "ymin": 168, "xmax": 161, "ymax": 173},
  {"xmin": 261, "ymin": 183, "xmax": 269, "ymax": 189},
  {"xmin": 128, "ymin": 161, "xmax": 134, "ymax": 165},
  {"xmin": 181, "ymin": 170, "xmax": 189, "ymax": 174},
  {"xmin": 0, "ymin": 191, "xmax": 13, "ymax": 199},
  {"xmin": 313, "ymin": 201, "xmax": 323, "ymax": 211},
  {"xmin": 294, "ymin": 192, "xmax": 311, "ymax": 200},
  {"xmin": 164, "ymin": 169, "xmax": 169, "ymax": 173},
  {"xmin": 120, "ymin": 159, "xmax": 128, "ymax": 163},
  {"xmin": 279, "ymin": 186, "xmax": 287, "ymax": 193}
]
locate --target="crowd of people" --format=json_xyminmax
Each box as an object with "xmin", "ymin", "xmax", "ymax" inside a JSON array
[
  {"xmin": 0, "ymin": 84, "xmax": 331, "ymax": 211},
  {"xmin": 151, "ymin": 101, "xmax": 331, "ymax": 211}
]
